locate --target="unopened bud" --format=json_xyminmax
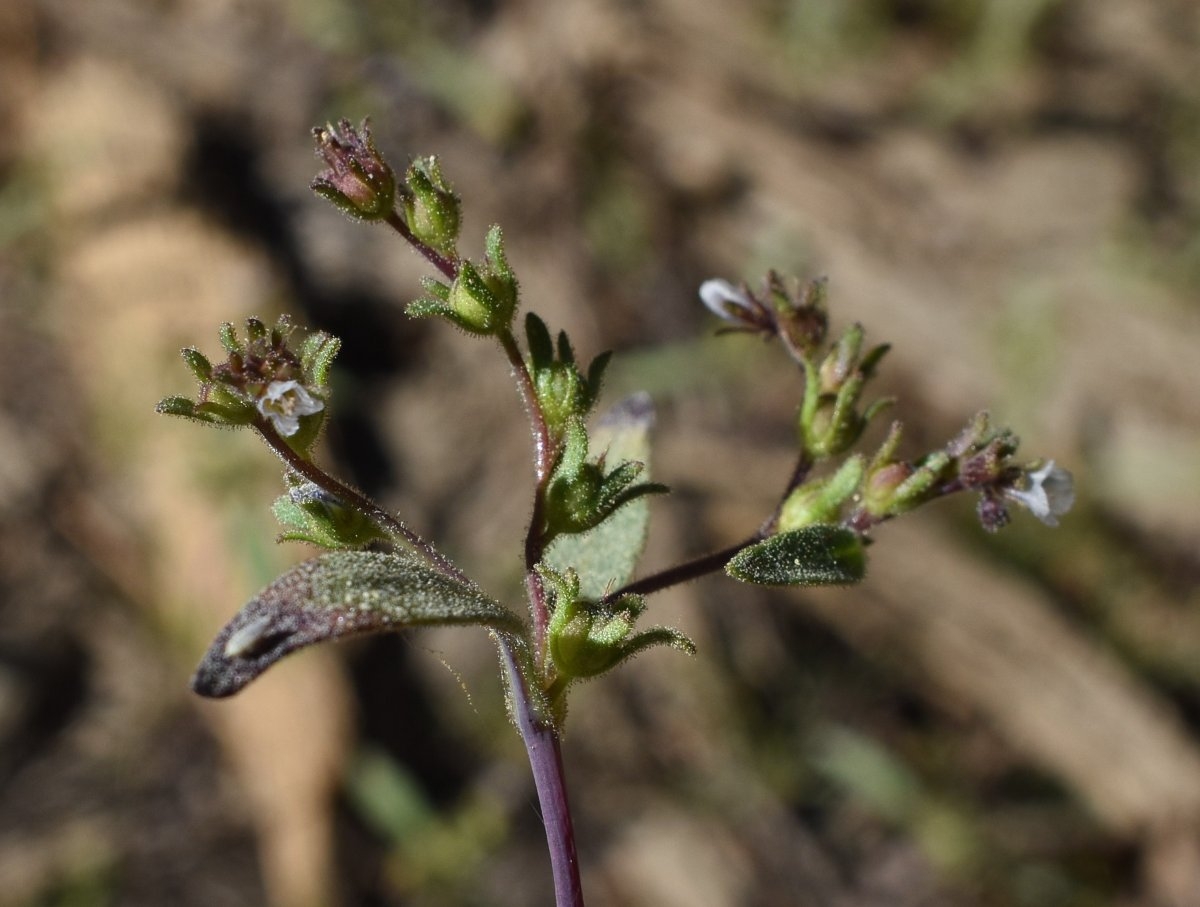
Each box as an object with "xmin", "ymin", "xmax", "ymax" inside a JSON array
[
  {"xmin": 403, "ymin": 156, "xmax": 462, "ymax": 256},
  {"xmin": 311, "ymin": 119, "xmax": 397, "ymax": 221}
]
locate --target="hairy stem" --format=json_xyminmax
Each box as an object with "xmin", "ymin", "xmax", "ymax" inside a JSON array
[
  {"xmin": 252, "ymin": 417, "xmax": 472, "ymax": 586},
  {"xmin": 499, "ymin": 639, "xmax": 585, "ymax": 907},
  {"xmin": 498, "ymin": 328, "xmax": 557, "ymax": 654},
  {"xmin": 601, "ymin": 534, "xmax": 764, "ymax": 604},
  {"xmin": 499, "ymin": 329, "xmax": 553, "ymax": 484},
  {"xmin": 384, "ymin": 211, "xmax": 459, "ymax": 280}
]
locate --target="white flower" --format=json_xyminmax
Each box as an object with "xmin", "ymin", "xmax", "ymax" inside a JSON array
[
  {"xmin": 256, "ymin": 380, "xmax": 324, "ymax": 436},
  {"xmin": 1003, "ymin": 460, "xmax": 1075, "ymax": 526},
  {"xmin": 698, "ymin": 278, "xmax": 753, "ymax": 321}
]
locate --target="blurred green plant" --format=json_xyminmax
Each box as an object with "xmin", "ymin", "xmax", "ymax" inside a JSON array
[{"xmin": 158, "ymin": 117, "xmax": 1072, "ymax": 907}]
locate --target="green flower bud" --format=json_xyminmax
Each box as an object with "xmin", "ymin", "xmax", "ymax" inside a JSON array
[
  {"xmin": 407, "ymin": 227, "xmax": 518, "ymax": 335},
  {"xmin": 402, "ymin": 156, "xmax": 462, "ymax": 257},
  {"xmin": 777, "ymin": 455, "xmax": 864, "ymax": 531}
]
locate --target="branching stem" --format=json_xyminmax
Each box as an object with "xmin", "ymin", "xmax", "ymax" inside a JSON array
[{"xmin": 252, "ymin": 417, "xmax": 472, "ymax": 586}]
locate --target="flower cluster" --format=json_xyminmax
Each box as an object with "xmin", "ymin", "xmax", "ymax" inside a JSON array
[
  {"xmin": 697, "ymin": 278, "xmax": 1075, "ymax": 549},
  {"xmin": 156, "ymin": 315, "xmax": 339, "ymax": 455}
]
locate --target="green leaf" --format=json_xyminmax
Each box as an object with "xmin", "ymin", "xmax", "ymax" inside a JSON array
[
  {"xmin": 545, "ymin": 393, "xmax": 657, "ymax": 599},
  {"xmin": 192, "ymin": 551, "xmax": 522, "ymax": 698},
  {"xmin": 726, "ymin": 524, "xmax": 866, "ymax": 586}
]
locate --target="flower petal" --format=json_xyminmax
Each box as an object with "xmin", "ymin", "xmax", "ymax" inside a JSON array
[{"xmin": 698, "ymin": 279, "xmax": 753, "ymax": 321}]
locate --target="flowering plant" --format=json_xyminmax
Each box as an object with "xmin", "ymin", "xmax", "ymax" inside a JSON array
[{"xmin": 158, "ymin": 118, "xmax": 1072, "ymax": 907}]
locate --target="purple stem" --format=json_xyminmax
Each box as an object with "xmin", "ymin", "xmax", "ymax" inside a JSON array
[
  {"xmin": 381, "ymin": 205, "xmax": 580, "ymax": 905},
  {"xmin": 384, "ymin": 211, "xmax": 459, "ymax": 279},
  {"xmin": 600, "ymin": 534, "xmax": 763, "ymax": 605},
  {"xmin": 499, "ymin": 641, "xmax": 584, "ymax": 907}
]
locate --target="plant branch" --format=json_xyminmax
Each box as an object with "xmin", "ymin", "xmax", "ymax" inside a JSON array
[
  {"xmin": 384, "ymin": 211, "xmax": 459, "ymax": 280},
  {"xmin": 252, "ymin": 417, "xmax": 472, "ymax": 586},
  {"xmin": 601, "ymin": 534, "xmax": 765, "ymax": 604},
  {"xmin": 499, "ymin": 638, "xmax": 584, "ymax": 907}
]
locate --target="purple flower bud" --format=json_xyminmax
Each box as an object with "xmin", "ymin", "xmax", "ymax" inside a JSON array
[{"xmin": 311, "ymin": 119, "xmax": 397, "ymax": 221}]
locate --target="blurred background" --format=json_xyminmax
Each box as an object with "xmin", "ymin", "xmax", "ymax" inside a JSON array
[{"xmin": 2, "ymin": 0, "xmax": 1199, "ymax": 905}]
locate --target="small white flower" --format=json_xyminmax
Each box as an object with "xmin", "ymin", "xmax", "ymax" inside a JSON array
[
  {"xmin": 257, "ymin": 379, "xmax": 324, "ymax": 436},
  {"xmin": 699, "ymin": 278, "xmax": 753, "ymax": 321},
  {"xmin": 1003, "ymin": 460, "xmax": 1075, "ymax": 527}
]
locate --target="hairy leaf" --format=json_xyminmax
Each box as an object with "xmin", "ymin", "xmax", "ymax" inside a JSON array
[
  {"xmin": 726, "ymin": 524, "xmax": 866, "ymax": 586},
  {"xmin": 192, "ymin": 551, "xmax": 521, "ymax": 698}
]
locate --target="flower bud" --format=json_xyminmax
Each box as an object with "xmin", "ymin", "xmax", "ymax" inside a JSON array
[
  {"xmin": 402, "ymin": 156, "xmax": 462, "ymax": 257},
  {"xmin": 777, "ymin": 455, "xmax": 864, "ymax": 532},
  {"xmin": 311, "ymin": 119, "xmax": 397, "ymax": 221},
  {"xmin": 408, "ymin": 226, "xmax": 518, "ymax": 335}
]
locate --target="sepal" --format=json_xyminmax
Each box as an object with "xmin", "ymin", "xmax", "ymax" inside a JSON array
[
  {"xmin": 543, "ymin": 417, "xmax": 667, "ymax": 541},
  {"xmin": 272, "ymin": 480, "xmax": 387, "ymax": 550},
  {"xmin": 408, "ymin": 230, "xmax": 517, "ymax": 336},
  {"xmin": 525, "ymin": 313, "xmax": 611, "ymax": 446},
  {"xmin": 541, "ymin": 565, "xmax": 694, "ymax": 686},
  {"xmin": 544, "ymin": 394, "xmax": 659, "ymax": 599}
]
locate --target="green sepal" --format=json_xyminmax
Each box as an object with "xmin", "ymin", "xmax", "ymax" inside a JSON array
[
  {"xmin": 525, "ymin": 312, "xmax": 554, "ymax": 370},
  {"xmin": 245, "ymin": 317, "xmax": 268, "ymax": 342},
  {"xmin": 406, "ymin": 296, "xmax": 458, "ymax": 324},
  {"xmin": 156, "ymin": 395, "xmax": 221, "ymax": 425},
  {"xmin": 484, "ymin": 224, "xmax": 512, "ymax": 282},
  {"xmin": 884, "ymin": 451, "xmax": 951, "ymax": 515},
  {"xmin": 217, "ymin": 322, "xmax": 241, "ymax": 354},
  {"xmin": 180, "ymin": 347, "xmax": 213, "ymax": 382},
  {"xmin": 272, "ymin": 486, "xmax": 386, "ymax": 550},
  {"xmin": 156, "ymin": 394, "xmax": 256, "ymax": 428},
  {"xmin": 191, "ymin": 551, "xmax": 523, "ymax": 698},
  {"xmin": 270, "ymin": 389, "xmax": 329, "ymax": 456},
  {"xmin": 777, "ymin": 455, "xmax": 865, "ymax": 531},
  {"xmin": 615, "ymin": 626, "xmax": 697, "ymax": 663},
  {"xmin": 726, "ymin": 524, "xmax": 866, "ymax": 586},
  {"xmin": 543, "ymin": 416, "xmax": 666, "ymax": 542},
  {"xmin": 859, "ymin": 343, "xmax": 891, "ymax": 378},
  {"xmin": 299, "ymin": 331, "xmax": 341, "ymax": 388},
  {"xmin": 541, "ymin": 566, "xmax": 694, "ymax": 685},
  {"xmin": 194, "ymin": 399, "xmax": 257, "ymax": 426},
  {"xmin": 586, "ymin": 350, "xmax": 612, "ymax": 396},
  {"xmin": 545, "ymin": 394, "xmax": 659, "ymax": 599},
  {"xmin": 420, "ymin": 276, "xmax": 452, "ymax": 303}
]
